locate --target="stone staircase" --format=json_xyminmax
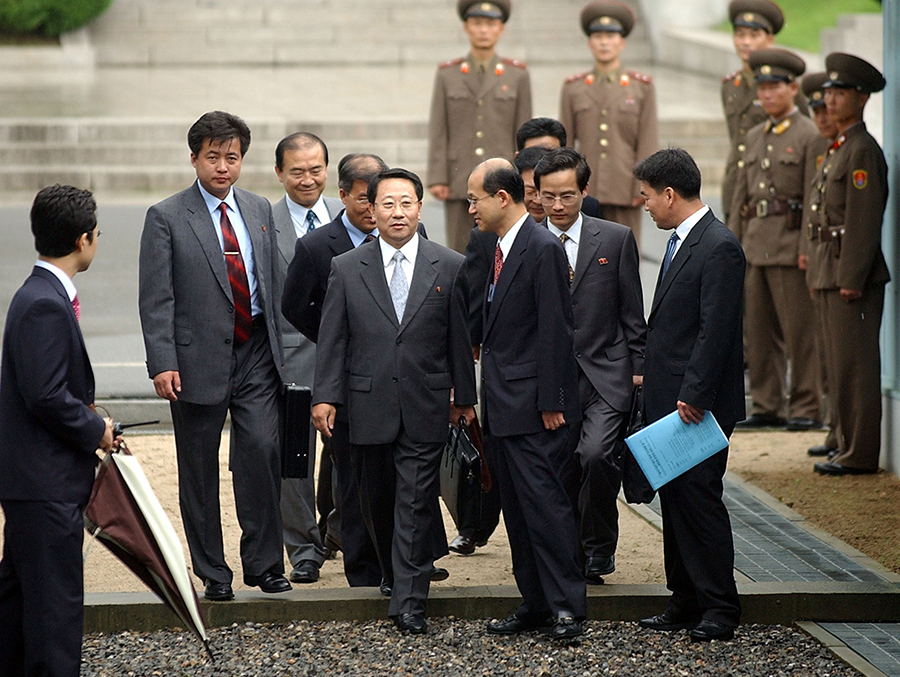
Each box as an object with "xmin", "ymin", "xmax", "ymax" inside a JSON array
[
  {"xmin": 0, "ymin": 0, "xmax": 735, "ymax": 195},
  {"xmin": 87, "ymin": 0, "xmax": 652, "ymax": 67}
]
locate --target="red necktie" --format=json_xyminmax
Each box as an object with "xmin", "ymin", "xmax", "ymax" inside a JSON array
[
  {"xmin": 219, "ymin": 203, "xmax": 252, "ymax": 344},
  {"xmin": 72, "ymin": 295, "xmax": 80, "ymax": 323},
  {"xmin": 493, "ymin": 243, "xmax": 504, "ymax": 284},
  {"xmin": 364, "ymin": 234, "xmax": 376, "ymax": 243}
]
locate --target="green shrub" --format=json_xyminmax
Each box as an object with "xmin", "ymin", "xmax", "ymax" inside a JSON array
[{"xmin": 0, "ymin": 0, "xmax": 114, "ymax": 38}]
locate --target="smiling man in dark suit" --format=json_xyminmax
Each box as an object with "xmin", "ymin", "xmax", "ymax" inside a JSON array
[
  {"xmin": 272, "ymin": 132, "xmax": 343, "ymax": 585},
  {"xmin": 139, "ymin": 111, "xmax": 290, "ymax": 601},
  {"xmin": 0, "ymin": 185, "xmax": 116, "ymax": 676},
  {"xmin": 311, "ymin": 168, "xmax": 476, "ymax": 634},
  {"xmin": 281, "ymin": 153, "xmax": 388, "ymax": 588},
  {"xmin": 634, "ymin": 148, "xmax": 745, "ymax": 642},
  {"xmin": 533, "ymin": 148, "xmax": 646, "ymax": 585},
  {"xmin": 468, "ymin": 158, "xmax": 586, "ymax": 641}
]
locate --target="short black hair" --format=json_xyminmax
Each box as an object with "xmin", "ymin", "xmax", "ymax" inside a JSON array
[
  {"xmin": 31, "ymin": 184, "xmax": 97, "ymax": 258},
  {"xmin": 516, "ymin": 117, "xmax": 567, "ymax": 150},
  {"xmin": 337, "ymin": 153, "xmax": 388, "ymax": 193},
  {"xmin": 367, "ymin": 167, "xmax": 424, "ymax": 204},
  {"xmin": 632, "ymin": 148, "xmax": 702, "ymax": 200},
  {"xmin": 513, "ymin": 146, "xmax": 549, "ymax": 174},
  {"xmin": 275, "ymin": 132, "xmax": 329, "ymax": 171},
  {"xmin": 482, "ymin": 163, "xmax": 525, "ymax": 203},
  {"xmin": 187, "ymin": 111, "xmax": 251, "ymax": 157},
  {"xmin": 533, "ymin": 147, "xmax": 591, "ymax": 192}
]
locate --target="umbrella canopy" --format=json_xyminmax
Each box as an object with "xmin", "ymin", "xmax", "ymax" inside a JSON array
[{"xmin": 84, "ymin": 446, "xmax": 212, "ymax": 659}]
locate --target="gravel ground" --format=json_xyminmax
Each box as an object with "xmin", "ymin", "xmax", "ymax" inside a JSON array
[{"xmin": 81, "ymin": 619, "xmax": 858, "ymax": 676}]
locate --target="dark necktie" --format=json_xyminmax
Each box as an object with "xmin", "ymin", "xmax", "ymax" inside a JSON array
[
  {"xmin": 305, "ymin": 210, "xmax": 318, "ymax": 234},
  {"xmin": 219, "ymin": 203, "xmax": 252, "ymax": 344},
  {"xmin": 72, "ymin": 295, "xmax": 80, "ymax": 323},
  {"xmin": 559, "ymin": 233, "xmax": 574, "ymax": 287},
  {"xmin": 661, "ymin": 231, "xmax": 679, "ymax": 280},
  {"xmin": 493, "ymin": 243, "xmax": 503, "ymax": 284},
  {"xmin": 363, "ymin": 234, "xmax": 376, "ymax": 243}
]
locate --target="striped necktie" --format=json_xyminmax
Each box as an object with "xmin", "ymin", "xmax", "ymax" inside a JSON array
[{"xmin": 219, "ymin": 203, "xmax": 252, "ymax": 344}]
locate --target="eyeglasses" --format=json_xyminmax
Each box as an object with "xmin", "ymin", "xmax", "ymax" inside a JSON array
[
  {"xmin": 539, "ymin": 193, "xmax": 580, "ymax": 206},
  {"xmin": 466, "ymin": 192, "xmax": 498, "ymax": 207},
  {"xmin": 375, "ymin": 200, "xmax": 419, "ymax": 212},
  {"xmin": 352, "ymin": 196, "xmax": 370, "ymax": 206}
]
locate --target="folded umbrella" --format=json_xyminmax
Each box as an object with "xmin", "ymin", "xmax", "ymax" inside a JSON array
[{"xmin": 84, "ymin": 442, "xmax": 212, "ymax": 659}]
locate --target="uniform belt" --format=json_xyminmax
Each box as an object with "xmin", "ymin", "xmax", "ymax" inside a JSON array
[{"xmin": 753, "ymin": 198, "xmax": 792, "ymax": 218}]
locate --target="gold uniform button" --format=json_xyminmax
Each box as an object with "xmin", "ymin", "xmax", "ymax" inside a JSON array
[
  {"xmin": 600, "ymin": 109, "xmax": 608, "ymax": 116},
  {"xmin": 475, "ymin": 147, "xmax": 485, "ymax": 156},
  {"xmin": 767, "ymin": 144, "xmax": 774, "ymax": 152},
  {"xmin": 476, "ymin": 130, "xmax": 484, "ymax": 138},
  {"xmin": 599, "ymin": 123, "xmax": 609, "ymax": 131},
  {"xmin": 811, "ymin": 204, "xmax": 818, "ymax": 211},
  {"xmin": 737, "ymin": 144, "xmax": 746, "ymax": 152},
  {"xmin": 600, "ymin": 139, "xmax": 609, "ymax": 147},
  {"xmin": 759, "ymin": 182, "xmax": 767, "ymax": 190},
  {"xmin": 477, "ymin": 99, "xmax": 484, "ymax": 106},
  {"xmin": 600, "ymin": 152, "xmax": 607, "ymax": 159},
  {"xmin": 737, "ymin": 160, "xmax": 745, "ymax": 168},
  {"xmin": 477, "ymin": 115, "xmax": 484, "ymax": 121}
]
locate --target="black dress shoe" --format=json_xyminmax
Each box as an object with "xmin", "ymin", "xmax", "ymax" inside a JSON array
[
  {"xmin": 449, "ymin": 534, "xmax": 477, "ymax": 556},
  {"xmin": 786, "ymin": 417, "xmax": 824, "ymax": 431},
  {"xmin": 585, "ymin": 555, "xmax": 615, "ymax": 583},
  {"xmin": 814, "ymin": 461, "xmax": 877, "ymax": 476},
  {"xmin": 486, "ymin": 614, "xmax": 552, "ymax": 635},
  {"xmin": 430, "ymin": 566, "xmax": 449, "ymax": 581},
  {"xmin": 735, "ymin": 414, "xmax": 786, "ymax": 429},
  {"xmin": 546, "ymin": 616, "xmax": 583, "ymax": 640},
  {"xmin": 243, "ymin": 570, "xmax": 292, "ymax": 593},
  {"xmin": 380, "ymin": 579, "xmax": 392, "ymax": 596},
  {"xmin": 808, "ymin": 444, "xmax": 839, "ymax": 457},
  {"xmin": 638, "ymin": 609, "xmax": 700, "ymax": 632},
  {"xmin": 289, "ymin": 560, "xmax": 320, "ymax": 584},
  {"xmin": 204, "ymin": 580, "xmax": 234, "ymax": 601},
  {"xmin": 395, "ymin": 613, "xmax": 427, "ymax": 634},
  {"xmin": 690, "ymin": 619, "xmax": 735, "ymax": 642}
]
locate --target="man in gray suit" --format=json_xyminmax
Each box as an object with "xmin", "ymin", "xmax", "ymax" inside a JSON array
[
  {"xmin": 273, "ymin": 132, "xmax": 343, "ymax": 584},
  {"xmin": 312, "ymin": 168, "xmax": 477, "ymax": 634},
  {"xmin": 139, "ymin": 111, "xmax": 290, "ymax": 601},
  {"xmin": 533, "ymin": 148, "xmax": 646, "ymax": 584}
]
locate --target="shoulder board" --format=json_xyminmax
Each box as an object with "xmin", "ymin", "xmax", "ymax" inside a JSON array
[
  {"xmin": 439, "ymin": 57, "xmax": 464, "ymax": 69},
  {"xmin": 627, "ymin": 70, "xmax": 652, "ymax": 84},
  {"xmin": 500, "ymin": 57, "xmax": 527, "ymax": 69},
  {"xmin": 565, "ymin": 71, "xmax": 592, "ymax": 84},
  {"xmin": 722, "ymin": 70, "xmax": 740, "ymax": 83}
]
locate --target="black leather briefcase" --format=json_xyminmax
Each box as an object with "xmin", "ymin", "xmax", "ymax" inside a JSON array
[
  {"xmin": 618, "ymin": 385, "xmax": 656, "ymax": 504},
  {"xmin": 440, "ymin": 418, "xmax": 482, "ymax": 532},
  {"xmin": 281, "ymin": 384, "xmax": 312, "ymax": 479}
]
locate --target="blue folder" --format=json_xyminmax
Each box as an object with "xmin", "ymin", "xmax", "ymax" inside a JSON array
[{"xmin": 625, "ymin": 410, "xmax": 729, "ymax": 490}]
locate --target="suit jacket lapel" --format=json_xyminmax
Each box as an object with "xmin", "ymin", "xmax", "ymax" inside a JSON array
[
  {"xmin": 572, "ymin": 219, "xmax": 602, "ymax": 293},
  {"xmin": 399, "ymin": 239, "xmax": 439, "ymax": 332},
  {"xmin": 32, "ymin": 267, "xmax": 93, "ymax": 375},
  {"xmin": 359, "ymin": 243, "xmax": 399, "ymax": 328},
  {"xmin": 273, "ymin": 197, "xmax": 298, "ymax": 266},
  {"xmin": 236, "ymin": 189, "xmax": 270, "ymax": 304},
  {"xmin": 484, "ymin": 217, "xmax": 531, "ymax": 339},
  {"xmin": 330, "ymin": 220, "xmax": 354, "ymax": 257},
  {"xmin": 650, "ymin": 213, "xmax": 713, "ymax": 316},
  {"xmin": 186, "ymin": 186, "xmax": 232, "ymax": 302}
]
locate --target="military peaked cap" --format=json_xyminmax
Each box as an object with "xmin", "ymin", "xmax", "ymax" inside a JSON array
[
  {"xmin": 580, "ymin": 1, "xmax": 636, "ymax": 37},
  {"xmin": 824, "ymin": 52, "xmax": 885, "ymax": 94},
  {"xmin": 729, "ymin": 0, "xmax": 784, "ymax": 34},
  {"xmin": 458, "ymin": 0, "xmax": 511, "ymax": 22},
  {"xmin": 749, "ymin": 48, "xmax": 805, "ymax": 83}
]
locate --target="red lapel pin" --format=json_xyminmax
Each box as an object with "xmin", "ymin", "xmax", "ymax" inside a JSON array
[{"xmin": 598, "ymin": 258, "xmax": 608, "ymax": 265}]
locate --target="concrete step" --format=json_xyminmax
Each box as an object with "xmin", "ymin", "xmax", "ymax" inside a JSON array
[{"xmin": 87, "ymin": 0, "xmax": 651, "ymax": 66}]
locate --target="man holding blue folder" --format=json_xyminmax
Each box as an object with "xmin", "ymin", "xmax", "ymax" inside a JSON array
[{"xmin": 633, "ymin": 149, "xmax": 746, "ymax": 642}]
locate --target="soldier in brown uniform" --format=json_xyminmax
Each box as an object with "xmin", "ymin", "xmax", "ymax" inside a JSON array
[
  {"xmin": 721, "ymin": 0, "xmax": 807, "ymax": 224},
  {"xmin": 730, "ymin": 49, "xmax": 821, "ymax": 431},
  {"xmin": 427, "ymin": 0, "xmax": 532, "ymax": 253},
  {"xmin": 802, "ymin": 72, "xmax": 842, "ymax": 458},
  {"xmin": 559, "ymin": 1, "xmax": 658, "ymax": 245},
  {"xmin": 807, "ymin": 54, "xmax": 888, "ymax": 476}
]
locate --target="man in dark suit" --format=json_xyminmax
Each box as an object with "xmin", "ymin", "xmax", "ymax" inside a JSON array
[
  {"xmin": 281, "ymin": 153, "xmax": 388, "ymax": 588},
  {"xmin": 533, "ymin": 148, "xmax": 646, "ymax": 583},
  {"xmin": 633, "ymin": 148, "xmax": 745, "ymax": 642},
  {"xmin": 0, "ymin": 185, "xmax": 116, "ymax": 676},
  {"xmin": 272, "ymin": 132, "xmax": 343, "ymax": 584},
  {"xmin": 139, "ymin": 111, "xmax": 291, "ymax": 601},
  {"xmin": 468, "ymin": 158, "xmax": 586, "ymax": 640},
  {"xmin": 311, "ymin": 168, "xmax": 476, "ymax": 634}
]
